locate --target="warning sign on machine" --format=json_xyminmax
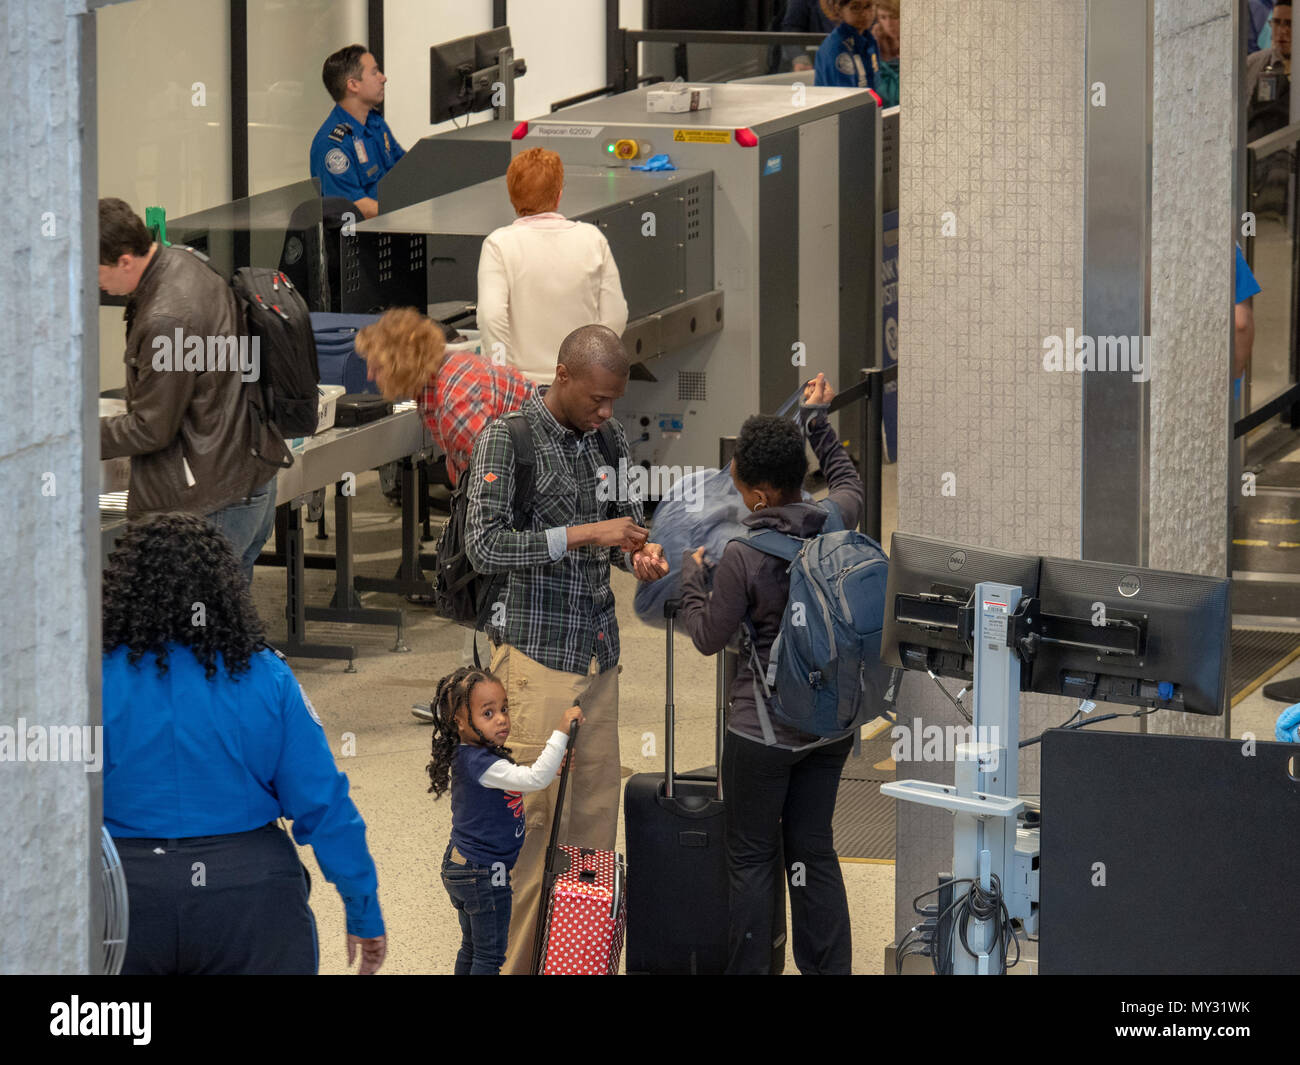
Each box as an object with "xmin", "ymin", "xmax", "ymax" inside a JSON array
[{"xmin": 672, "ymin": 129, "xmax": 731, "ymax": 144}]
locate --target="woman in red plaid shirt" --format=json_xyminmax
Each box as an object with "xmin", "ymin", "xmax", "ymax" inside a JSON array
[{"xmin": 355, "ymin": 307, "xmax": 533, "ymax": 487}]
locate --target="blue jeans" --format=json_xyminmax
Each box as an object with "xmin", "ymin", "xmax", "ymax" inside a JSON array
[
  {"xmin": 441, "ymin": 844, "xmax": 513, "ymax": 975},
  {"xmin": 207, "ymin": 479, "xmax": 277, "ymax": 586}
]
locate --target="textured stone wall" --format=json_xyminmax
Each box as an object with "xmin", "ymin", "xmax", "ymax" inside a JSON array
[
  {"xmin": 1146, "ymin": 1, "xmax": 1233, "ymax": 739},
  {"xmin": 0, "ymin": 0, "xmax": 97, "ymax": 974}
]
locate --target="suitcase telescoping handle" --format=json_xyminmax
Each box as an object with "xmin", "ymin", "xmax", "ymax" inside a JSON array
[
  {"xmin": 662, "ymin": 599, "xmax": 725, "ymax": 800},
  {"xmin": 664, "ymin": 601, "xmax": 678, "ymax": 797},
  {"xmin": 532, "ymin": 716, "xmax": 580, "ymax": 975},
  {"xmin": 662, "ymin": 600, "xmax": 725, "ymax": 801}
]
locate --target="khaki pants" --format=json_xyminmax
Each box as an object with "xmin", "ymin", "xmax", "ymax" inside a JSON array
[{"xmin": 491, "ymin": 643, "xmax": 621, "ymax": 975}]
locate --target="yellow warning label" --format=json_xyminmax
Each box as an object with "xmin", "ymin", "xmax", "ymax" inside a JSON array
[{"xmin": 673, "ymin": 129, "xmax": 731, "ymax": 144}]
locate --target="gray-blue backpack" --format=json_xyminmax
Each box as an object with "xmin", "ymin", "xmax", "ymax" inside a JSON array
[{"xmin": 734, "ymin": 500, "xmax": 891, "ymax": 740}]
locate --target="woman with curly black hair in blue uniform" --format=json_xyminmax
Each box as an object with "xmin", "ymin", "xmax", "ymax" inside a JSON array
[{"xmin": 102, "ymin": 513, "xmax": 387, "ymax": 974}]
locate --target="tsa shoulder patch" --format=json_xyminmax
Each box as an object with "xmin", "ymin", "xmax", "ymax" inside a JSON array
[
  {"xmin": 836, "ymin": 52, "xmax": 856, "ymax": 76},
  {"xmin": 325, "ymin": 147, "xmax": 350, "ymax": 174},
  {"xmin": 328, "ymin": 122, "xmax": 351, "ymax": 143},
  {"xmin": 298, "ymin": 684, "xmax": 324, "ymax": 728}
]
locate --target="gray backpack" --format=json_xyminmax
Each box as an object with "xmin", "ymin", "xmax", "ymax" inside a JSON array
[{"xmin": 735, "ymin": 501, "xmax": 891, "ymax": 740}]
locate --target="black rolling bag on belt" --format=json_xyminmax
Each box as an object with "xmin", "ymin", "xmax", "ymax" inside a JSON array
[
  {"xmin": 333, "ymin": 394, "xmax": 393, "ymax": 428},
  {"xmin": 623, "ymin": 601, "xmax": 787, "ymax": 974}
]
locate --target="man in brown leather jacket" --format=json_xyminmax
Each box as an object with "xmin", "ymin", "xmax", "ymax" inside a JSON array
[{"xmin": 98, "ymin": 198, "xmax": 279, "ymax": 583}]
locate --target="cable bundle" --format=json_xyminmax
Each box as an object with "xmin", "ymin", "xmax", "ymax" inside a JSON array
[
  {"xmin": 902, "ymin": 875, "xmax": 1021, "ymax": 975},
  {"xmin": 953, "ymin": 873, "xmax": 1020, "ymax": 974}
]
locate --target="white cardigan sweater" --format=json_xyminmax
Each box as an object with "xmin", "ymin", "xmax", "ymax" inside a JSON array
[{"xmin": 475, "ymin": 212, "xmax": 629, "ymax": 385}]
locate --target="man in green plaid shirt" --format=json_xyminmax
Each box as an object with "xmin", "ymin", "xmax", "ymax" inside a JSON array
[{"xmin": 466, "ymin": 324, "xmax": 669, "ymax": 973}]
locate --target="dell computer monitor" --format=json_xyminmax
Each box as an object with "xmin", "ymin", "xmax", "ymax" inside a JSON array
[
  {"xmin": 430, "ymin": 28, "xmax": 517, "ymax": 124},
  {"xmin": 1029, "ymin": 557, "xmax": 1230, "ymax": 716},
  {"xmin": 882, "ymin": 533, "xmax": 1041, "ymax": 683}
]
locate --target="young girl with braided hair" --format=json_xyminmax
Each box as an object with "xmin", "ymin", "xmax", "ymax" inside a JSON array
[{"xmin": 427, "ymin": 665, "xmax": 583, "ymax": 974}]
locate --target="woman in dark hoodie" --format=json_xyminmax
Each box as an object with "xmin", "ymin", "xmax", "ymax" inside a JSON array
[{"xmin": 679, "ymin": 373, "xmax": 863, "ymax": 975}]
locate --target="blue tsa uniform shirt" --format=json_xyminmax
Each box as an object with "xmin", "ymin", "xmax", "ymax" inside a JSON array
[
  {"xmin": 814, "ymin": 23, "xmax": 881, "ymax": 90},
  {"xmin": 103, "ymin": 643, "xmax": 384, "ymax": 938},
  {"xmin": 309, "ymin": 103, "xmax": 405, "ymax": 204},
  {"xmin": 1236, "ymin": 243, "xmax": 1261, "ymax": 304}
]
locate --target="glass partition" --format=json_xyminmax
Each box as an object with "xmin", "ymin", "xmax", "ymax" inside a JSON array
[
  {"xmin": 96, "ymin": 0, "xmax": 233, "ymax": 391},
  {"xmin": 247, "ymin": 0, "xmax": 368, "ymax": 196},
  {"xmin": 1245, "ymin": 123, "xmax": 1300, "ymax": 454}
]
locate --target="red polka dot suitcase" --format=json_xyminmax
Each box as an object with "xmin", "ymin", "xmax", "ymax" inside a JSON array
[
  {"xmin": 531, "ymin": 719, "xmax": 628, "ymax": 975},
  {"xmin": 536, "ymin": 845, "xmax": 628, "ymax": 975}
]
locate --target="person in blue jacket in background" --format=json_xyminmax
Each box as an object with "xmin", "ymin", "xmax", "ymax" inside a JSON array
[
  {"xmin": 1235, "ymin": 243, "xmax": 1261, "ymax": 390},
  {"xmin": 102, "ymin": 513, "xmax": 387, "ymax": 975},
  {"xmin": 309, "ymin": 44, "xmax": 404, "ymax": 220},
  {"xmin": 814, "ymin": 0, "xmax": 881, "ymax": 92}
]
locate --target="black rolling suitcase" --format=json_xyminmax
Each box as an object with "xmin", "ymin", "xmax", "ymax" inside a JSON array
[{"xmin": 623, "ymin": 601, "xmax": 786, "ymax": 974}]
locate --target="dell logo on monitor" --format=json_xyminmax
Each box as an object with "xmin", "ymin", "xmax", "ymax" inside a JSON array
[
  {"xmin": 947, "ymin": 550, "xmax": 966, "ymax": 571},
  {"xmin": 1118, "ymin": 574, "xmax": 1141, "ymax": 598}
]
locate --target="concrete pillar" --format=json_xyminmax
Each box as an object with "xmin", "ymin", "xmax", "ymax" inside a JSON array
[
  {"xmin": 894, "ymin": 0, "xmax": 1086, "ymax": 945},
  {"xmin": 0, "ymin": 0, "xmax": 99, "ymax": 974}
]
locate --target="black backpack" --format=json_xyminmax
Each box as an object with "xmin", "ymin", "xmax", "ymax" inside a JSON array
[
  {"xmin": 434, "ymin": 411, "xmax": 617, "ymax": 641},
  {"xmin": 231, "ymin": 267, "xmax": 321, "ymax": 438}
]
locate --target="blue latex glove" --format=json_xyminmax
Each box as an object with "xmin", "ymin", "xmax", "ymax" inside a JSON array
[
  {"xmin": 630, "ymin": 153, "xmax": 676, "ymax": 171},
  {"xmin": 1276, "ymin": 703, "xmax": 1300, "ymax": 743}
]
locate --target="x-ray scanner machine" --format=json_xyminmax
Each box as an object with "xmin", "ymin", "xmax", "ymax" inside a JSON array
[{"xmin": 513, "ymin": 83, "xmax": 880, "ymax": 470}]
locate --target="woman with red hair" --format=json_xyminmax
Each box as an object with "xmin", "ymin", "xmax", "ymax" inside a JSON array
[
  {"xmin": 476, "ymin": 147, "xmax": 628, "ymax": 385},
  {"xmin": 354, "ymin": 307, "xmax": 532, "ymax": 487}
]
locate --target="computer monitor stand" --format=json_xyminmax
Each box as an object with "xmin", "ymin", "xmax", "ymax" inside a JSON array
[{"xmin": 881, "ymin": 581, "xmax": 1032, "ymax": 974}]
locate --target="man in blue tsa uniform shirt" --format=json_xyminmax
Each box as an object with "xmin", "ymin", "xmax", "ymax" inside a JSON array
[
  {"xmin": 814, "ymin": 0, "xmax": 881, "ymax": 91},
  {"xmin": 310, "ymin": 44, "xmax": 405, "ymax": 219}
]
